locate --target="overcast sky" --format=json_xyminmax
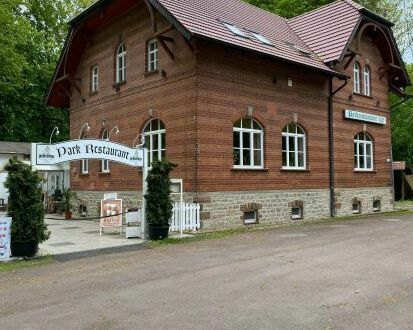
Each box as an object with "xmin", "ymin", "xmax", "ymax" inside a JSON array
[{"xmin": 404, "ymin": 49, "xmax": 413, "ymax": 64}]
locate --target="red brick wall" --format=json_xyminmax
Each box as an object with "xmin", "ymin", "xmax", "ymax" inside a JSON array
[
  {"xmin": 68, "ymin": 7, "xmax": 393, "ymax": 195},
  {"xmin": 332, "ymin": 32, "xmax": 392, "ymax": 189}
]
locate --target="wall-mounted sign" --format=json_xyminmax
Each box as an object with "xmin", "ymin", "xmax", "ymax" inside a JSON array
[
  {"xmin": 100, "ymin": 199, "xmax": 123, "ymax": 236},
  {"xmin": 36, "ymin": 140, "xmax": 143, "ymax": 167},
  {"xmin": 103, "ymin": 192, "xmax": 118, "ymax": 200},
  {"xmin": 344, "ymin": 109, "xmax": 386, "ymax": 125},
  {"xmin": 0, "ymin": 217, "xmax": 12, "ymax": 260}
]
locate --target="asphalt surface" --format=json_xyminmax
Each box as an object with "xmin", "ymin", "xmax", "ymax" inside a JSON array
[{"xmin": 1, "ymin": 213, "xmax": 413, "ymax": 330}]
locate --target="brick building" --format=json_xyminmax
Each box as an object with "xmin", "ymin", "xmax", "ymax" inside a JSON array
[{"xmin": 46, "ymin": 0, "xmax": 410, "ymax": 229}]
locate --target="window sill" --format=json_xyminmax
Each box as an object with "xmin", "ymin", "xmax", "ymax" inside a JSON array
[
  {"xmin": 232, "ymin": 167, "xmax": 268, "ymax": 172},
  {"xmin": 281, "ymin": 167, "xmax": 310, "ymax": 172},
  {"xmin": 145, "ymin": 69, "xmax": 159, "ymax": 77},
  {"xmin": 354, "ymin": 169, "xmax": 376, "ymax": 173},
  {"xmin": 113, "ymin": 81, "xmax": 126, "ymax": 91},
  {"xmin": 79, "ymin": 173, "xmax": 89, "ymax": 176},
  {"xmin": 89, "ymin": 91, "xmax": 99, "ymax": 96},
  {"xmin": 353, "ymin": 93, "xmax": 373, "ymax": 99},
  {"xmin": 98, "ymin": 172, "xmax": 111, "ymax": 175}
]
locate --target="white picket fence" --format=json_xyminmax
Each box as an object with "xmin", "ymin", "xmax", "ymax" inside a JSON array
[{"xmin": 170, "ymin": 202, "xmax": 201, "ymax": 232}]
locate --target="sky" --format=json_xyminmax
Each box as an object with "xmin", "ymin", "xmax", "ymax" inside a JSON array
[{"xmin": 404, "ymin": 49, "xmax": 413, "ymax": 64}]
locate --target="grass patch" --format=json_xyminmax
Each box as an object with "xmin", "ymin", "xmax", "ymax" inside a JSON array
[
  {"xmin": 395, "ymin": 200, "xmax": 413, "ymax": 207},
  {"xmin": 0, "ymin": 256, "xmax": 54, "ymax": 272},
  {"xmin": 146, "ymin": 209, "xmax": 413, "ymax": 248}
]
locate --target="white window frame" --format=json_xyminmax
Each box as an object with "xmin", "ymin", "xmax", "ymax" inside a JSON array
[
  {"xmin": 116, "ymin": 43, "xmax": 126, "ymax": 83},
  {"xmin": 147, "ymin": 39, "xmax": 158, "ymax": 72},
  {"xmin": 91, "ymin": 65, "xmax": 98, "ymax": 92},
  {"xmin": 353, "ymin": 62, "xmax": 361, "ymax": 94},
  {"xmin": 101, "ymin": 129, "xmax": 110, "ymax": 173},
  {"xmin": 354, "ymin": 132, "xmax": 374, "ymax": 171},
  {"xmin": 143, "ymin": 119, "xmax": 166, "ymax": 166},
  {"xmin": 363, "ymin": 65, "xmax": 371, "ymax": 96},
  {"xmin": 80, "ymin": 132, "xmax": 89, "ymax": 174},
  {"xmin": 282, "ymin": 124, "xmax": 306, "ymax": 170},
  {"xmin": 233, "ymin": 118, "xmax": 264, "ymax": 169}
]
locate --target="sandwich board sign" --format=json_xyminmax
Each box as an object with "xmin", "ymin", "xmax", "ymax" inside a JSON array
[
  {"xmin": 100, "ymin": 198, "xmax": 123, "ymax": 236},
  {"xmin": 0, "ymin": 217, "xmax": 12, "ymax": 260}
]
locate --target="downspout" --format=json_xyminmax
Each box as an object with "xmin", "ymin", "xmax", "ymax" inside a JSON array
[{"xmin": 328, "ymin": 77, "xmax": 348, "ymax": 217}]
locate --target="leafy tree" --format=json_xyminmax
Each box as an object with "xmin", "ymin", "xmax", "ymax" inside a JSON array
[
  {"xmin": 0, "ymin": 0, "xmax": 95, "ymax": 143},
  {"xmin": 391, "ymin": 64, "xmax": 413, "ymax": 166},
  {"xmin": 4, "ymin": 157, "xmax": 50, "ymax": 243}
]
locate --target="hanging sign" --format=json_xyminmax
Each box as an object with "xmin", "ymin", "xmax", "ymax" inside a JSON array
[
  {"xmin": 36, "ymin": 140, "xmax": 143, "ymax": 167},
  {"xmin": 0, "ymin": 217, "xmax": 12, "ymax": 260},
  {"xmin": 344, "ymin": 109, "xmax": 386, "ymax": 125}
]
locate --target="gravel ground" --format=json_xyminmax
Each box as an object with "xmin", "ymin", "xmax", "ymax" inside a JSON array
[{"xmin": 1, "ymin": 213, "xmax": 413, "ymax": 330}]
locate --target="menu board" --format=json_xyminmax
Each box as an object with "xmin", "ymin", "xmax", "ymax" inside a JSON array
[
  {"xmin": 100, "ymin": 199, "xmax": 123, "ymax": 228},
  {"xmin": 0, "ymin": 217, "xmax": 12, "ymax": 260}
]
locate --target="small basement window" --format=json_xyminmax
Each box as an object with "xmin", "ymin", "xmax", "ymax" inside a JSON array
[
  {"xmin": 352, "ymin": 201, "xmax": 361, "ymax": 214},
  {"xmin": 291, "ymin": 206, "xmax": 303, "ymax": 220},
  {"xmin": 373, "ymin": 200, "xmax": 381, "ymax": 212},
  {"xmin": 243, "ymin": 211, "xmax": 258, "ymax": 225}
]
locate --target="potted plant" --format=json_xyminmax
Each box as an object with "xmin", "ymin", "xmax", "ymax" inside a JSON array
[
  {"xmin": 61, "ymin": 188, "xmax": 77, "ymax": 220},
  {"xmin": 145, "ymin": 159, "xmax": 176, "ymax": 240},
  {"xmin": 4, "ymin": 158, "xmax": 50, "ymax": 257}
]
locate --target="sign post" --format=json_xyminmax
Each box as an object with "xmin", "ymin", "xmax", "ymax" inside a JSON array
[
  {"xmin": 141, "ymin": 148, "xmax": 148, "ymax": 240},
  {"xmin": 0, "ymin": 217, "xmax": 12, "ymax": 260}
]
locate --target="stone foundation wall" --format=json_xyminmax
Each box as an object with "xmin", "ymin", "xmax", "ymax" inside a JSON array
[
  {"xmin": 334, "ymin": 187, "xmax": 394, "ymax": 217},
  {"xmin": 72, "ymin": 187, "xmax": 394, "ymax": 228}
]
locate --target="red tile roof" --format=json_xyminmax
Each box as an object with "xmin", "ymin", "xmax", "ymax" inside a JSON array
[
  {"xmin": 288, "ymin": 0, "xmax": 361, "ymax": 63},
  {"xmin": 154, "ymin": 0, "xmax": 340, "ymax": 76}
]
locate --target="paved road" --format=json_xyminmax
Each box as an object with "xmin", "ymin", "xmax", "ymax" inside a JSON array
[{"xmin": 1, "ymin": 214, "xmax": 413, "ymax": 330}]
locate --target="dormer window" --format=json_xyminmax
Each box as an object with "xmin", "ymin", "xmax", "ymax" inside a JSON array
[
  {"xmin": 353, "ymin": 62, "xmax": 361, "ymax": 94},
  {"xmin": 221, "ymin": 21, "xmax": 247, "ymax": 38},
  {"xmin": 116, "ymin": 43, "xmax": 126, "ymax": 83},
  {"xmin": 363, "ymin": 65, "xmax": 371, "ymax": 96}
]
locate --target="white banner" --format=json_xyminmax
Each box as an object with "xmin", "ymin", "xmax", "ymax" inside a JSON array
[
  {"xmin": 0, "ymin": 217, "xmax": 12, "ymax": 260},
  {"xmin": 36, "ymin": 140, "xmax": 143, "ymax": 167},
  {"xmin": 344, "ymin": 109, "xmax": 386, "ymax": 125}
]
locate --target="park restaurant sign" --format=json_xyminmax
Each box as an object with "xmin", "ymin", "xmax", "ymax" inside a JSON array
[{"xmin": 36, "ymin": 139, "xmax": 143, "ymax": 167}]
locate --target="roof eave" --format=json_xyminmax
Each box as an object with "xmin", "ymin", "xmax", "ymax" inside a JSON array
[{"xmin": 193, "ymin": 33, "xmax": 347, "ymax": 80}]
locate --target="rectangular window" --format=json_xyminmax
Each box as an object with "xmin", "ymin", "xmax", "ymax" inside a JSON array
[
  {"xmin": 243, "ymin": 211, "xmax": 258, "ymax": 224},
  {"xmin": 221, "ymin": 21, "xmax": 247, "ymax": 38},
  {"xmin": 91, "ymin": 65, "xmax": 98, "ymax": 92},
  {"xmin": 373, "ymin": 200, "xmax": 381, "ymax": 212},
  {"xmin": 81, "ymin": 159, "xmax": 88, "ymax": 174},
  {"xmin": 352, "ymin": 201, "xmax": 361, "ymax": 214},
  {"xmin": 147, "ymin": 39, "xmax": 158, "ymax": 72},
  {"xmin": 291, "ymin": 207, "xmax": 303, "ymax": 220}
]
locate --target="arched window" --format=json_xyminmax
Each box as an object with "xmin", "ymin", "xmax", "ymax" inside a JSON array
[
  {"xmin": 116, "ymin": 43, "xmax": 126, "ymax": 83},
  {"xmin": 353, "ymin": 62, "xmax": 361, "ymax": 94},
  {"xmin": 101, "ymin": 129, "xmax": 109, "ymax": 173},
  {"xmin": 80, "ymin": 130, "xmax": 88, "ymax": 174},
  {"xmin": 354, "ymin": 132, "xmax": 373, "ymax": 170},
  {"xmin": 363, "ymin": 65, "xmax": 371, "ymax": 96},
  {"xmin": 233, "ymin": 117, "xmax": 264, "ymax": 168},
  {"xmin": 282, "ymin": 123, "xmax": 306, "ymax": 169},
  {"xmin": 143, "ymin": 118, "xmax": 166, "ymax": 165}
]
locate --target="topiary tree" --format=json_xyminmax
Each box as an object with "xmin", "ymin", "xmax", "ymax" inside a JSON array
[
  {"xmin": 144, "ymin": 159, "xmax": 177, "ymax": 227},
  {"xmin": 4, "ymin": 157, "xmax": 50, "ymax": 244}
]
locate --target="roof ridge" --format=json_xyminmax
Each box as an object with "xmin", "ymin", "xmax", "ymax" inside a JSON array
[{"xmin": 288, "ymin": 0, "xmax": 342, "ymax": 21}]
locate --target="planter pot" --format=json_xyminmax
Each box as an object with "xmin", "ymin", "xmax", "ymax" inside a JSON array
[
  {"xmin": 148, "ymin": 225, "xmax": 170, "ymax": 240},
  {"xmin": 11, "ymin": 240, "xmax": 38, "ymax": 258},
  {"xmin": 64, "ymin": 211, "xmax": 72, "ymax": 220}
]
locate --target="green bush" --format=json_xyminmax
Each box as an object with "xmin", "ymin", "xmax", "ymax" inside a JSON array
[
  {"xmin": 4, "ymin": 158, "xmax": 50, "ymax": 243},
  {"xmin": 145, "ymin": 159, "xmax": 176, "ymax": 227},
  {"xmin": 61, "ymin": 188, "xmax": 77, "ymax": 212}
]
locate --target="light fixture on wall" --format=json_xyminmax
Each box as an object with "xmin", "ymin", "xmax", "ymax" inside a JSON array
[
  {"xmin": 109, "ymin": 125, "xmax": 120, "ymax": 139},
  {"xmin": 133, "ymin": 133, "xmax": 145, "ymax": 148},
  {"xmin": 49, "ymin": 127, "xmax": 60, "ymax": 144},
  {"xmin": 79, "ymin": 123, "xmax": 91, "ymax": 139}
]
